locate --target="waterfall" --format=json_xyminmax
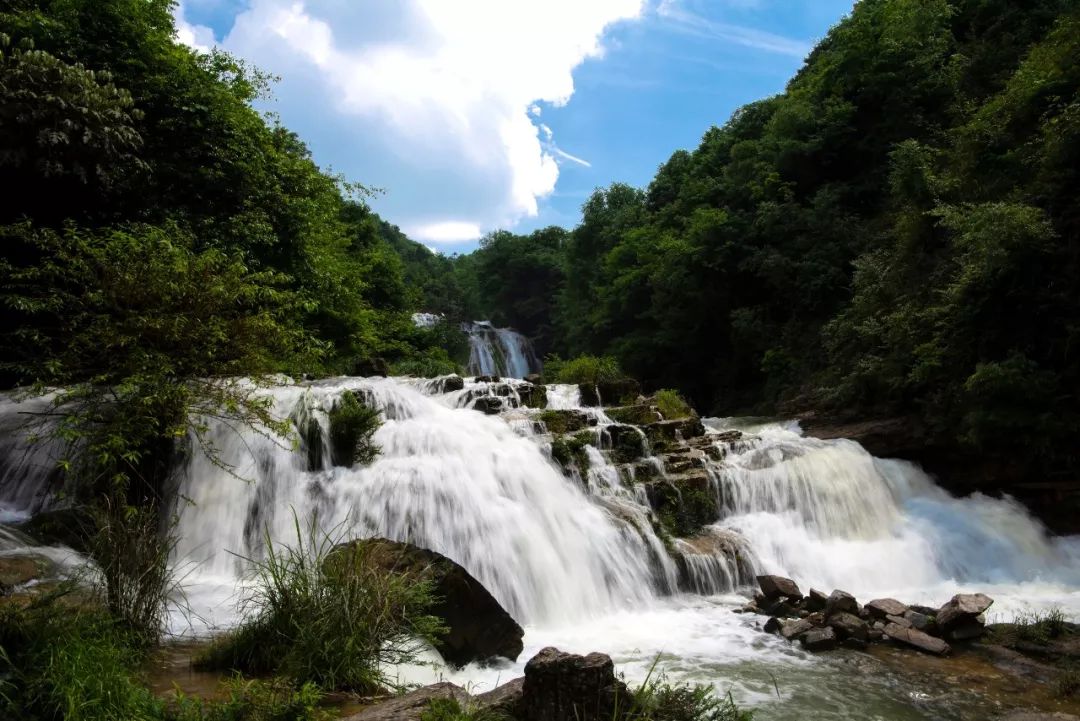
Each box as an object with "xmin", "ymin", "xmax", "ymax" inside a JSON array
[
  {"xmin": 170, "ymin": 377, "xmax": 665, "ymax": 629},
  {"xmin": 2, "ymin": 379, "xmax": 1078, "ymax": 640},
  {"xmin": 463, "ymin": 321, "xmax": 540, "ymax": 379}
]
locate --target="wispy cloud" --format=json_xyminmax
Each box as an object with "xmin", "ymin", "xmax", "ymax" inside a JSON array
[
  {"xmin": 553, "ymin": 147, "xmax": 592, "ymax": 167},
  {"xmin": 657, "ymin": 2, "xmax": 810, "ymax": 58}
]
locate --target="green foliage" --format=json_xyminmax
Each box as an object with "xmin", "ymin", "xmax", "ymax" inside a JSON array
[
  {"xmin": 389, "ymin": 349, "xmax": 462, "ymax": 378},
  {"xmin": 0, "ymin": 600, "xmax": 160, "ymax": 721},
  {"xmin": 196, "ymin": 520, "xmax": 444, "ymax": 693},
  {"xmin": 544, "ymin": 355, "xmax": 624, "ymax": 386},
  {"xmin": 652, "ymin": 390, "xmax": 692, "ymax": 420},
  {"xmin": 419, "ymin": 697, "xmax": 506, "ymax": 721},
  {"xmin": 624, "ymin": 665, "xmax": 753, "ymax": 721},
  {"xmin": 165, "ymin": 677, "xmax": 333, "ymax": 721},
  {"xmin": 327, "ymin": 392, "xmax": 381, "ymax": 467}
]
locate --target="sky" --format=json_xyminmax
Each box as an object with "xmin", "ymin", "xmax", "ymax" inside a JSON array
[{"xmin": 174, "ymin": 0, "xmax": 855, "ymax": 254}]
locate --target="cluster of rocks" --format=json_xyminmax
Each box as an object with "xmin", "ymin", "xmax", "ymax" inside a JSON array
[
  {"xmin": 744, "ymin": 574, "xmax": 994, "ymax": 656},
  {"xmin": 348, "ymin": 646, "xmax": 628, "ymax": 721}
]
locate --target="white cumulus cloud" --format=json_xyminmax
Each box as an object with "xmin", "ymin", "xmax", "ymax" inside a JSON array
[{"xmin": 174, "ymin": 1, "xmax": 643, "ymax": 244}]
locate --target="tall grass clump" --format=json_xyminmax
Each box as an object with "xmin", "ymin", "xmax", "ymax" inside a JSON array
[
  {"xmin": 196, "ymin": 518, "xmax": 445, "ymax": 693},
  {"xmin": 419, "ymin": 697, "xmax": 507, "ymax": 721},
  {"xmin": 1009, "ymin": 607, "xmax": 1068, "ymax": 644},
  {"xmin": 621, "ymin": 660, "xmax": 753, "ymax": 721},
  {"xmin": 165, "ymin": 676, "xmax": 334, "ymax": 721},
  {"xmin": 0, "ymin": 594, "xmax": 160, "ymax": 721},
  {"xmin": 89, "ymin": 499, "xmax": 177, "ymax": 644},
  {"xmin": 652, "ymin": 390, "xmax": 692, "ymax": 420},
  {"xmin": 543, "ymin": 354, "xmax": 623, "ymax": 385}
]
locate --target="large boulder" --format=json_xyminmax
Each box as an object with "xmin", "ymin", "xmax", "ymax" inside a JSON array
[
  {"xmin": 335, "ymin": 539, "xmax": 524, "ymax": 667},
  {"xmin": 606, "ymin": 404, "xmax": 661, "ymax": 426},
  {"xmin": 607, "ymin": 425, "xmax": 647, "ymax": 463},
  {"xmin": 472, "ymin": 396, "xmax": 504, "ymax": 415},
  {"xmin": 475, "ymin": 677, "xmax": 525, "ymax": 717},
  {"xmin": 757, "ymin": 575, "xmax": 802, "ymax": 600},
  {"xmin": 644, "ymin": 470, "xmax": 719, "ymax": 537},
  {"xmin": 521, "ymin": 647, "xmax": 628, "ymax": 721},
  {"xmin": 345, "ymin": 682, "xmax": 470, "ymax": 721},
  {"xmin": 936, "ymin": 593, "xmax": 993, "ymax": 641},
  {"xmin": 884, "ymin": 623, "xmax": 951, "ymax": 655}
]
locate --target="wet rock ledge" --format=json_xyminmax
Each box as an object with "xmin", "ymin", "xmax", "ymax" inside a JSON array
[{"xmin": 742, "ymin": 574, "xmax": 995, "ymax": 656}]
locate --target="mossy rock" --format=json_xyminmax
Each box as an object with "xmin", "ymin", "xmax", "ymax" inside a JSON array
[
  {"xmin": 606, "ymin": 404, "xmax": 660, "ymax": 425},
  {"xmin": 578, "ymin": 379, "xmax": 641, "ymax": 407},
  {"xmin": 646, "ymin": 470, "xmax": 719, "ymax": 538},
  {"xmin": 643, "ymin": 417, "xmax": 705, "ymax": 448},
  {"xmin": 551, "ymin": 432, "xmax": 593, "ymax": 475},
  {"xmin": 517, "ymin": 383, "xmax": 548, "ymax": 409},
  {"xmin": 539, "ymin": 409, "xmax": 592, "ymax": 434},
  {"xmin": 607, "ymin": 425, "xmax": 646, "ymax": 464}
]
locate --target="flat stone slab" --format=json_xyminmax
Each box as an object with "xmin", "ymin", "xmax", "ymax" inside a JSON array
[{"xmin": 884, "ymin": 623, "xmax": 951, "ymax": 655}]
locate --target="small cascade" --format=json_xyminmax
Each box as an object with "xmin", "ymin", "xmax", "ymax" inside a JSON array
[
  {"xmin": 0, "ymin": 393, "xmax": 65, "ymax": 521},
  {"xmin": 462, "ymin": 321, "xmax": 540, "ymax": 379}
]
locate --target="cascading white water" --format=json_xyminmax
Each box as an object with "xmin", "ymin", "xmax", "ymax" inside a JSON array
[
  {"xmin": 701, "ymin": 418, "xmax": 1080, "ymax": 612},
  {"xmin": 463, "ymin": 321, "xmax": 540, "ymax": 379},
  {"xmin": 171, "ymin": 377, "xmax": 665, "ymax": 631}
]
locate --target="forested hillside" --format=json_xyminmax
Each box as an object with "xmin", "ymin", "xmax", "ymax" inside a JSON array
[{"xmin": 447, "ymin": 0, "xmax": 1080, "ymax": 485}]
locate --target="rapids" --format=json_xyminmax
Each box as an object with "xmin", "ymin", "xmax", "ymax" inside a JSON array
[{"xmin": 2, "ymin": 375, "xmax": 1079, "ymax": 720}]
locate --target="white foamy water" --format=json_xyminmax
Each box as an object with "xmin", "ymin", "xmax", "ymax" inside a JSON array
[{"xmin": 3, "ymin": 378, "xmax": 1080, "ymax": 720}]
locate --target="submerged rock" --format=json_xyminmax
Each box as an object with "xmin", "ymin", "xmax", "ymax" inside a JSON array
[{"xmin": 333, "ymin": 538, "xmax": 524, "ymax": 667}]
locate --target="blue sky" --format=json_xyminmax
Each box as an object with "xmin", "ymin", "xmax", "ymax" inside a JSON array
[{"xmin": 175, "ymin": 1, "xmax": 855, "ymax": 254}]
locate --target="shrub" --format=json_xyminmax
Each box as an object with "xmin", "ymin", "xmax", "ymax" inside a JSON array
[
  {"xmin": 390, "ymin": 350, "xmax": 462, "ymax": 378},
  {"xmin": 0, "ymin": 598, "xmax": 160, "ymax": 721},
  {"xmin": 196, "ymin": 519, "xmax": 444, "ymax": 693},
  {"xmin": 165, "ymin": 676, "xmax": 334, "ymax": 721},
  {"xmin": 327, "ymin": 392, "xmax": 381, "ymax": 467},
  {"xmin": 543, "ymin": 354, "xmax": 623, "ymax": 385},
  {"xmin": 652, "ymin": 390, "xmax": 692, "ymax": 420}
]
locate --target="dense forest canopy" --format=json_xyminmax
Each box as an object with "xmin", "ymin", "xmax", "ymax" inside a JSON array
[{"xmin": 432, "ymin": 0, "xmax": 1080, "ymax": 484}]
